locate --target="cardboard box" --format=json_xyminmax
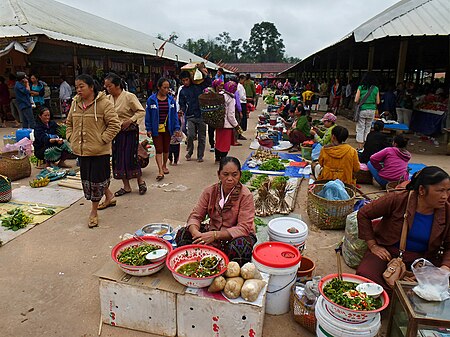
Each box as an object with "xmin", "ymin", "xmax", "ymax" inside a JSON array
[
  {"xmin": 95, "ymin": 260, "xmax": 186, "ymax": 336},
  {"xmin": 177, "ymin": 274, "xmax": 268, "ymax": 337}
]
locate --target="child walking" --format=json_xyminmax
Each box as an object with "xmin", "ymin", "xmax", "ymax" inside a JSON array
[{"xmin": 169, "ymin": 112, "xmax": 183, "ymax": 165}]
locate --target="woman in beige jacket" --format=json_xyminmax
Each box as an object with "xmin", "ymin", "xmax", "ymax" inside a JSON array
[{"xmin": 66, "ymin": 74, "xmax": 121, "ymax": 228}]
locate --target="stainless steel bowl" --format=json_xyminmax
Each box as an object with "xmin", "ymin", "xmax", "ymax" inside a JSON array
[{"xmin": 140, "ymin": 223, "xmax": 173, "ymax": 237}]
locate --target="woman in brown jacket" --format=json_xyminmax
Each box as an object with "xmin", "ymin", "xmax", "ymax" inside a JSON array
[
  {"xmin": 357, "ymin": 166, "xmax": 450, "ymax": 292},
  {"xmin": 67, "ymin": 74, "xmax": 121, "ymax": 228}
]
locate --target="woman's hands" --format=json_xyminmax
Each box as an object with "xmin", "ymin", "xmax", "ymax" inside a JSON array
[
  {"xmin": 121, "ymin": 119, "xmax": 133, "ymax": 131},
  {"xmin": 368, "ymin": 241, "xmax": 392, "ymax": 261},
  {"xmin": 50, "ymin": 138, "xmax": 64, "ymax": 145},
  {"xmin": 191, "ymin": 229, "xmax": 216, "ymax": 245}
]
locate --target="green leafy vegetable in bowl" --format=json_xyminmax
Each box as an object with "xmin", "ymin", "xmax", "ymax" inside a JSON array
[
  {"xmin": 323, "ymin": 278, "xmax": 382, "ymax": 311},
  {"xmin": 117, "ymin": 244, "xmax": 159, "ymax": 266}
]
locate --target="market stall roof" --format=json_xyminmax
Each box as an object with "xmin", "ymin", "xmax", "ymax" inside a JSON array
[
  {"xmin": 0, "ymin": 0, "xmax": 222, "ymax": 69},
  {"xmin": 279, "ymin": 0, "xmax": 450, "ymax": 76},
  {"xmin": 226, "ymin": 63, "xmax": 295, "ymax": 75},
  {"xmin": 353, "ymin": 0, "xmax": 450, "ymax": 42}
]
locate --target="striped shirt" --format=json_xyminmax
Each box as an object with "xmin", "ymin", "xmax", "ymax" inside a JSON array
[{"xmin": 158, "ymin": 98, "xmax": 169, "ymax": 125}]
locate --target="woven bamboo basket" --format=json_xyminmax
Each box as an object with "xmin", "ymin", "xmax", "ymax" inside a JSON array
[
  {"xmin": 199, "ymin": 92, "xmax": 225, "ymax": 129},
  {"xmin": 307, "ymin": 180, "xmax": 356, "ymax": 230},
  {"xmin": 355, "ymin": 169, "xmax": 373, "ymax": 184},
  {"xmin": 0, "ymin": 151, "xmax": 31, "ymax": 181},
  {"xmin": 0, "ymin": 174, "xmax": 12, "ymax": 202}
]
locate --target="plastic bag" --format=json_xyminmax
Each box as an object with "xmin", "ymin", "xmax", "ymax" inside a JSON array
[
  {"xmin": 311, "ymin": 143, "xmax": 322, "ymax": 161},
  {"xmin": 317, "ymin": 179, "xmax": 350, "ymax": 200},
  {"xmin": 342, "ymin": 211, "xmax": 368, "ymax": 268},
  {"xmin": 2, "ymin": 137, "xmax": 33, "ymax": 155},
  {"xmin": 291, "ymin": 276, "xmax": 320, "ymax": 333},
  {"xmin": 412, "ymin": 258, "xmax": 450, "ymax": 301}
]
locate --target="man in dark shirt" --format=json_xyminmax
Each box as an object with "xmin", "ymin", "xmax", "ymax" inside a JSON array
[
  {"xmin": 14, "ymin": 72, "xmax": 36, "ymax": 128},
  {"xmin": 178, "ymin": 67, "xmax": 211, "ymax": 162},
  {"xmin": 358, "ymin": 120, "xmax": 390, "ymax": 163}
]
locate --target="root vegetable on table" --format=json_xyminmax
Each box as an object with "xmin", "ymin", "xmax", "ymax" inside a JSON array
[
  {"xmin": 225, "ymin": 261, "xmax": 241, "ymax": 278},
  {"xmin": 223, "ymin": 277, "xmax": 244, "ymax": 299},
  {"xmin": 240, "ymin": 262, "xmax": 262, "ymax": 280},
  {"xmin": 241, "ymin": 279, "xmax": 266, "ymax": 302},
  {"xmin": 208, "ymin": 276, "xmax": 226, "ymax": 293}
]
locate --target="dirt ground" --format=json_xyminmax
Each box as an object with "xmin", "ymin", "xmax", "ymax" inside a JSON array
[{"xmin": 0, "ymin": 104, "xmax": 449, "ymax": 337}]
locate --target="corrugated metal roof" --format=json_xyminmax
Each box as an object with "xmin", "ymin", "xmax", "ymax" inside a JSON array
[
  {"xmin": 353, "ymin": 0, "xmax": 450, "ymax": 42},
  {"xmin": 226, "ymin": 63, "xmax": 294, "ymax": 74},
  {"xmin": 278, "ymin": 0, "xmax": 450, "ymax": 76},
  {"xmin": 0, "ymin": 0, "xmax": 222, "ymax": 69}
]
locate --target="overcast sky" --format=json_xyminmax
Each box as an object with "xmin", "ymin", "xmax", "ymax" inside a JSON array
[{"xmin": 57, "ymin": 0, "xmax": 398, "ymax": 60}]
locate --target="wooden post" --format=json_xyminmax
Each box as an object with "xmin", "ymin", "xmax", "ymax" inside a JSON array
[
  {"xmin": 396, "ymin": 39, "xmax": 408, "ymax": 84},
  {"xmin": 348, "ymin": 50, "xmax": 354, "ymax": 82},
  {"xmin": 367, "ymin": 45, "xmax": 375, "ymax": 72}
]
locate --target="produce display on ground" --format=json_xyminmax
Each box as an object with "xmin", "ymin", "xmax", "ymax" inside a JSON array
[{"xmin": 1, "ymin": 208, "xmax": 34, "ymax": 231}]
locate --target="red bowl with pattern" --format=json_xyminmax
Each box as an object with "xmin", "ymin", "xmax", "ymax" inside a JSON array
[
  {"xmin": 166, "ymin": 244, "xmax": 229, "ymax": 288},
  {"xmin": 318, "ymin": 273, "xmax": 389, "ymax": 323}
]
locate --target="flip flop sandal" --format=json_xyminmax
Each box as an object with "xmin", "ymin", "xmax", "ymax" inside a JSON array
[
  {"xmin": 163, "ymin": 169, "xmax": 169, "ymax": 174},
  {"xmin": 98, "ymin": 199, "xmax": 117, "ymax": 210},
  {"xmin": 114, "ymin": 188, "xmax": 131, "ymax": 197},
  {"xmin": 156, "ymin": 174, "xmax": 164, "ymax": 181},
  {"xmin": 88, "ymin": 216, "xmax": 98, "ymax": 228},
  {"xmin": 138, "ymin": 182, "xmax": 147, "ymax": 195}
]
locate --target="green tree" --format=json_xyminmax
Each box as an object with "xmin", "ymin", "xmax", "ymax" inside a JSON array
[{"xmin": 244, "ymin": 22, "xmax": 285, "ymax": 62}]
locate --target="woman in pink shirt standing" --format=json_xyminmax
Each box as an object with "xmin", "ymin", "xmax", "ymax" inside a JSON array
[
  {"xmin": 368, "ymin": 134, "xmax": 411, "ymax": 188},
  {"xmin": 175, "ymin": 156, "xmax": 256, "ymax": 265}
]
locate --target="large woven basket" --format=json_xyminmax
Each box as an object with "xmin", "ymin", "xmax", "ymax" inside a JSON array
[
  {"xmin": 307, "ymin": 180, "xmax": 356, "ymax": 230},
  {"xmin": 199, "ymin": 92, "xmax": 225, "ymax": 129},
  {"xmin": 0, "ymin": 151, "xmax": 32, "ymax": 181},
  {"xmin": 0, "ymin": 174, "xmax": 12, "ymax": 202}
]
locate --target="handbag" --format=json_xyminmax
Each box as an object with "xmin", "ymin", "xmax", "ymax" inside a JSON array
[
  {"xmin": 158, "ymin": 115, "xmax": 168, "ymax": 133},
  {"xmin": 123, "ymin": 122, "xmax": 139, "ymax": 132},
  {"xmin": 353, "ymin": 85, "xmax": 375, "ymax": 122},
  {"xmin": 382, "ymin": 191, "xmax": 412, "ymax": 288},
  {"xmin": 0, "ymin": 174, "xmax": 12, "ymax": 203}
]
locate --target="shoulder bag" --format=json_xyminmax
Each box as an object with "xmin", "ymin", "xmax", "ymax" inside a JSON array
[
  {"xmin": 382, "ymin": 191, "xmax": 412, "ymax": 288},
  {"xmin": 354, "ymin": 85, "xmax": 375, "ymax": 122}
]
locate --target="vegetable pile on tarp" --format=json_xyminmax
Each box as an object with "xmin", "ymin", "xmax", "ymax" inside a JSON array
[{"xmin": 1, "ymin": 208, "xmax": 33, "ymax": 231}]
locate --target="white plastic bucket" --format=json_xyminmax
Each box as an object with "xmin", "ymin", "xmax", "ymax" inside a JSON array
[
  {"xmin": 315, "ymin": 296, "xmax": 381, "ymax": 337},
  {"xmin": 252, "ymin": 242, "xmax": 301, "ymax": 315},
  {"xmin": 268, "ymin": 217, "xmax": 308, "ymax": 252}
]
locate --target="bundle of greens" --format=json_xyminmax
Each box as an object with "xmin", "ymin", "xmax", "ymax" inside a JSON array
[
  {"xmin": 271, "ymin": 176, "xmax": 289, "ymax": 190},
  {"xmin": 1, "ymin": 208, "xmax": 34, "ymax": 231},
  {"xmin": 240, "ymin": 171, "xmax": 253, "ymax": 185},
  {"xmin": 259, "ymin": 159, "xmax": 285, "ymax": 171},
  {"xmin": 251, "ymin": 174, "xmax": 269, "ymax": 189}
]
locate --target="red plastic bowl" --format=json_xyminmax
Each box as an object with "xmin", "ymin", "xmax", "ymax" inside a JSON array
[
  {"xmin": 111, "ymin": 236, "xmax": 173, "ymax": 276},
  {"xmin": 166, "ymin": 244, "xmax": 229, "ymax": 288},
  {"xmin": 318, "ymin": 273, "xmax": 389, "ymax": 323}
]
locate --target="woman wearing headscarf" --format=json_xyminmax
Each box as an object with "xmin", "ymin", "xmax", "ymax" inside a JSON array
[
  {"xmin": 212, "ymin": 79, "xmax": 240, "ymax": 163},
  {"xmin": 103, "ymin": 73, "xmax": 146, "ymax": 197},
  {"xmin": 66, "ymin": 74, "xmax": 121, "ymax": 228}
]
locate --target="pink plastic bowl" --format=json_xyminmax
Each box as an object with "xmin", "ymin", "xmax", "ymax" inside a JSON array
[
  {"xmin": 166, "ymin": 244, "xmax": 229, "ymax": 288},
  {"xmin": 111, "ymin": 236, "xmax": 173, "ymax": 276},
  {"xmin": 318, "ymin": 273, "xmax": 389, "ymax": 323}
]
